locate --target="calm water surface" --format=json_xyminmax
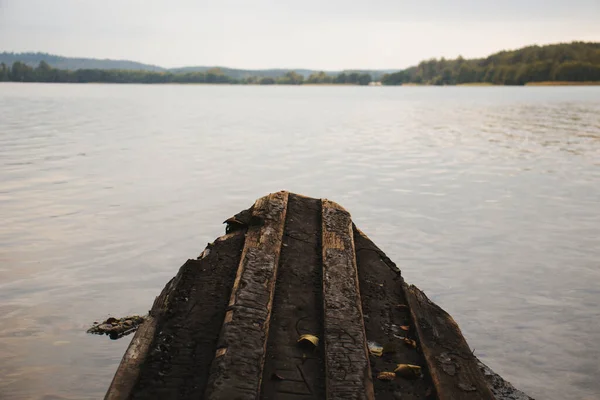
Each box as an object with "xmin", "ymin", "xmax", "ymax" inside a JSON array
[{"xmin": 0, "ymin": 83, "xmax": 599, "ymax": 400}]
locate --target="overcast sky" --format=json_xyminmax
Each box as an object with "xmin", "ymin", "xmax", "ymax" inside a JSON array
[{"xmin": 0, "ymin": 0, "xmax": 598, "ymax": 70}]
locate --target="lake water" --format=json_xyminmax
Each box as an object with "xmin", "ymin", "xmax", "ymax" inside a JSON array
[{"xmin": 0, "ymin": 83, "xmax": 599, "ymax": 400}]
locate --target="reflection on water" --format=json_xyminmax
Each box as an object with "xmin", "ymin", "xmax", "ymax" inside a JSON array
[{"xmin": 0, "ymin": 83, "xmax": 599, "ymax": 400}]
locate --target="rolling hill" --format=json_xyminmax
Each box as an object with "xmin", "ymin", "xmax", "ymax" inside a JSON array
[
  {"xmin": 0, "ymin": 52, "xmax": 165, "ymax": 72},
  {"xmin": 381, "ymin": 41, "xmax": 600, "ymax": 85},
  {"xmin": 2, "ymin": 42, "xmax": 599, "ymax": 85},
  {"xmin": 0, "ymin": 52, "xmax": 394, "ymax": 80}
]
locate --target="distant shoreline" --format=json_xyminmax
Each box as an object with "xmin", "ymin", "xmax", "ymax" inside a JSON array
[
  {"xmin": 3, "ymin": 42, "xmax": 600, "ymax": 86},
  {"xmin": 2, "ymin": 81, "xmax": 600, "ymax": 87},
  {"xmin": 404, "ymin": 82, "xmax": 600, "ymax": 87},
  {"xmin": 524, "ymin": 81, "xmax": 600, "ymax": 86}
]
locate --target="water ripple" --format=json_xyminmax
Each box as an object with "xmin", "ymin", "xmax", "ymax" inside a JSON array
[{"xmin": 0, "ymin": 83, "xmax": 599, "ymax": 400}]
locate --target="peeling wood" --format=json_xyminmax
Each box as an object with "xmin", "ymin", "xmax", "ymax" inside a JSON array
[
  {"xmin": 103, "ymin": 191, "xmax": 532, "ymax": 400},
  {"xmin": 321, "ymin": 199, "xmax": 374, "ymax": 400},
  {"xmin": 205, "ymin": 191, "xmax": 289, "ymax": 400}
]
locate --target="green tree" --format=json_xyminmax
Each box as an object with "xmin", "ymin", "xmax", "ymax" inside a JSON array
[
  {"xmin": 503, "ymin": 67, "xmax": 518, "ymax": 85},
  {"xmin": 259, "ymin": 77, "xmax": 275, "ymax": 85},
  {"xmin": 11, "ymin": 61, "xmax": 34, "ymax": 82},
  {"xmin": 357, "ymin": 73, "xmax": 372, "ymax": 85},
  {"xmin": 554, "ymin": 61, "xmax": 600, "ymax": 81},
  {"xmin": 456, "ymin": 64, "xmax": 475, "ymax": 84},
  {"xmin": 0, "ymin": 62, "xmax": 9, "ymax": 81},
  {"xmin": 334, "ymin": 73, "xmax": 347, "ymax": 84},
  {"xmin": 381, "ymin": 70, "xmax": 407, "ymax": 85},
  {"xmin": 483, "ymin": 66, "xmax": 496, "ymax": 83},
  {"xmin": 346, "ymin": 72, "xmax": 360, "ymax": 84},
  {"xmin": 206, "ymin": 68, "xmax": 227, "ymax": 83},
  {"xmin": 379, "ymin": 42, "xmax": 600, "ymax": 86},
  {"xmin": 35, "ymin": 61, "xmax": 54, "ymax": 82},
  {"xmin": 277, "ymin": 71, "xmax": 304, "ymax": 85},
  {"xmin": 307, "ymin": 71, "xmax": 333, "ymax": 84},
  {"xmin": 4, "ymin": 42, "xmax": 599, "ymax": 86},
  {"xmin": 440, "ymin": 67, "xmax": 454, "ymax": 85}
]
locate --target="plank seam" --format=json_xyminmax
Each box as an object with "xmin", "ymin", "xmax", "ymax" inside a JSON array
[{"xmin": 204, "ymin": 191, "xmax": 289, "ymax": 400}]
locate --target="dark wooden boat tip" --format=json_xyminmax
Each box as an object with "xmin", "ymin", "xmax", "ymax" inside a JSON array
[{"xmin": 105, "ymin": 191, "xmax": 533, "ymax": 400}]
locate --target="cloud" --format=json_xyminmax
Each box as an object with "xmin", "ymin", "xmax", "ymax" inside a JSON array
[{"xmin": 0, "ymin": 0, "xmax": 598, "ymax": 69}]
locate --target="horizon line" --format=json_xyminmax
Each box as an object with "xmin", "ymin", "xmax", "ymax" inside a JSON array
[
  {"xmin": 0, "ymin": 51, "xmax": 402, "ymax": 72},
  {"xmin": 1, "ymin": 39, "xmax": 598, "ymax": 71}
]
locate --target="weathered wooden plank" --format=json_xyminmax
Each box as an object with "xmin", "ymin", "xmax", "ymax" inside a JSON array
[
  {"xmin": 321, "ymin": 199, "xmax": 374, "ymax": 400},
  {"xmin": 104, "ymin": 276, "xmax": 179, "ymax": 400},
  {"xmin": 103, "ymin": 191, "xmax": 534, "ymax": 400},
  {"xmin": 261, "ymin": 194, "xmax": 325, "ymax": 400},
  {"xmin": 354, "ymin": 229, "xmax": 434, "ymax": 400},
  {"xmin": 130, "ymin": 232, "xmax": 245, "ymax": 399},
  {"xmin": 404, "ymin": 284, "xmax": 496, "ymax": 400},
  {"xmin": 105, "ymin": 229, "xmax": 246, "ymax": 400},
  {"xmin": 205, "ymin": 191, "xmax": 289, "ymax": 400}
]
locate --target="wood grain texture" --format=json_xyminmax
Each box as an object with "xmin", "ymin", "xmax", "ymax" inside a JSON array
[
  {"xmin": 404, "ymin": 284, "xmax": 496, "ymax": 400},
  {"xmin": 321, "ymin": 199, "xmax": 374, "ymax": 400},
  {"xmin": 104, "ymin": 276, "xmax": 179, "ymax": 400},
  {"xmin": 102, "ymin": 191, "xmax": 533, "ymax": 400},
  {"xmin": 205, "ymin": 191, "xmax": 289, "ymax": 400},
  {"xmin": 129, "ymin": 233, "xmax": 245, "ymax": 399},
  {"xmin": 260, "ymin": 194, "xmax": 325, "ymax": 400},
  {"xmin": 354, "ymin": 230, "xmax": 435, "ymax": 400},
  {"xmin": 106, "ymin": 230, "xmax": 245, "ymax": 400}
]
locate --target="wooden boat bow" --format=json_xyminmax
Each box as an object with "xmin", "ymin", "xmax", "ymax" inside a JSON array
[{"xmin": 105, "ymin": 191, "xmax": 531, "ymax": 400}]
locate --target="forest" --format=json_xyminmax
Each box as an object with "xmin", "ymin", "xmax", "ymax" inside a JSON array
[
  {"xmin": 381, "ymin": 42, "xmax": 600, "ymax": 85},
  {"xmin": 1, "ymin": 42, "xmax": 599, "ymax": 86},
  {"xmin": 0, "ymin": 61, "xmax": 373, "ymax": 85}
]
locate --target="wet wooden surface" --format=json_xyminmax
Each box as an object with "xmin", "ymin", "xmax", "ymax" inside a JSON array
[
  {"xmin": 354, "ymin": 229, "xmax": 435, "ymax": 400},
  {"xmin": 105, "ymin": 191, "xmax": 500, "ymax": 400},
  {"xmin": 404, "ymin": 284, "xmax": 495, "ymax": 400},
  {"xmin": 106, "ymin": 230, "xmax": 245, "ymax": 400},
  {"xmin": 321, "ymin": 200, "xmax": 374, "ymax": 400},
  {"xmin": 104, "ymin": 285, "xmax": 163, "ymax": 400},
  {"xmin": 261, "ymin": 194, "xmax": 325, "ymax": 399},
  {"xmin": 205, "ymin": 191, "xmax": 288, "ymax": 400}
]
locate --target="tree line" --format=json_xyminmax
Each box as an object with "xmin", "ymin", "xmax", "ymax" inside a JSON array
[
  {"xmin": 381, "ymin": 42, "xmax": 600, "ymax": 85},
  {"xmin": 3, "ymin": 42, "xmax": 598, "ymax": 86},
  {"xmin": 0, "ymin": 61, "xmax": 373, "ymax": 85}
]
